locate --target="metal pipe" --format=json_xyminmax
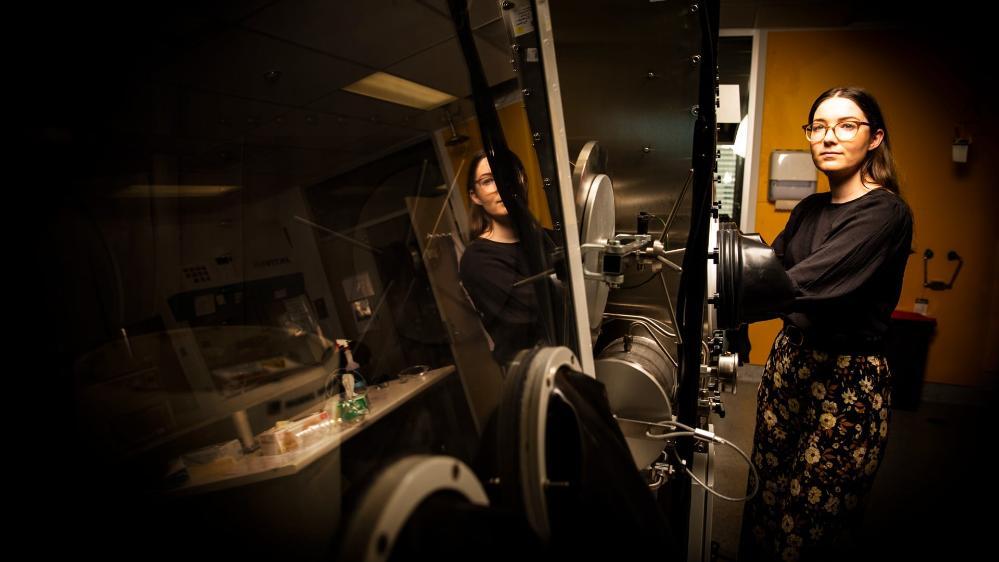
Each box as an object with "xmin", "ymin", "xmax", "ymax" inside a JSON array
[
  {"xmin": 659, "ymin": 168, "xmax": 693, "ymax": 243},
  {"xmin": 657, "ymin": 255, "xmax": 683, "ymax": 273},
  {"xmin": 659, "ymin": 272, "xmax": 682, "ymax": 346},
  {"xmin": 628, "ymin": 321, "xmax": 678, "ymax": 369},
  {"xmin": 294, "ymin": 216, "xmax": 382, "ymax": 254},
  {"xmin": 513, "ymin": 268, "xmax": 557, "ymax": 288},
  {"xmin": 603, "ymin": 312, "xmax": 676, "ymax": 339}
]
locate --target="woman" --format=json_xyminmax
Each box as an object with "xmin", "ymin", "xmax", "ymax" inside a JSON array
[
  {"xmin": 458, "ymin": 151, "xmax": 545, "ymax": 366},
  {"xmin": 739, "ymin": 87, "xmax": 914, "ymax": 561}
]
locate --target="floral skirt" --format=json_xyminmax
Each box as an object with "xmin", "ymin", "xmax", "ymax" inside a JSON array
[{"xmin": 738, "ymin": 329, "xmax": 893, "ymax": 562}]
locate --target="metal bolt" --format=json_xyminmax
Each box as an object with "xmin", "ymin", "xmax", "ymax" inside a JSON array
[
  {"xmin": 522, "ymin": 88, "xmax": 532, "ymax": 97},
  {"xmin": 502, "ymin": 0, "xmax": 514, "ymax": 10},
  {"xmin": 690, "ymin": 54, "xmax": 702, "ymax": 66},
  {"xmin": 690, "ymin": 3, "xmax": 700, "ymax": 13},
  {"xmin": 543, "ymin": 177, "xmax": 552, "ymax": 188},
  {"xmin": 642, "ymin": 146, "xmax": 652, "ymax": 153},
  {"xmin": 690, "ymin": 105, "xmax": 700, "ymax": 117},
  {"xmin": 263, "ymin": 70, "xmax": 282, "ymax": 83},
  {"xmin": 647, "ymin": 71, "xmax": 659, "ymax": 80},
  {"xmin": 532, "ymin": 131, "xmax": 542, "ymax": 143}
]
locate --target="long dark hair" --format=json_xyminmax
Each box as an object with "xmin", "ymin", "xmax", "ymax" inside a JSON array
[
  {"xmin": 808, "ymin": 87, "xmax": 901, "ymax": 194},
  {"xmin": 466, "ymin": 150, "xmax": 528, "ymax": 239}
]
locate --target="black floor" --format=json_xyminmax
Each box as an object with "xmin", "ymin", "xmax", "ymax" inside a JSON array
[{"xmin": 709, "ymin": 365, "xmax": 997, "ymax": 561}]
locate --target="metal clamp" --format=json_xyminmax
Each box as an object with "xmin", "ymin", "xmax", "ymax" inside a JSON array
[{"xmin": 579, "ymin": 234, "xmax": 652, "ymax": 286}]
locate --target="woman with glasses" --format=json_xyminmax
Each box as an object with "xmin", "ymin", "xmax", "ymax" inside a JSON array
[
  {"xmin": 740, "ymin": 87, "xmax": 914, "ymax": 562},
  {"xmin": 458, "ymin": 150, "xmax": 545, "ymax": 366}
]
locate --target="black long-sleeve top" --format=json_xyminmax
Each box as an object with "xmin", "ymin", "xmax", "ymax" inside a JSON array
[
  {"xmin": 772, "ymin": 188, "xmax": 913, "ymax": 345},
  {"xmin": 459, "ymin": 238, "xmax": 542, "ymax": 365}
]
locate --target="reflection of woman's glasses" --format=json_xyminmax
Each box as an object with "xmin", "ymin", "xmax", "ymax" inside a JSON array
[
  {"xmin": 802, "ymin": 120, "xmax": 870, "ymax": 142},
  {"xmin": 474, "ymin": 176, "xmax": 496, "ymax": 190}
]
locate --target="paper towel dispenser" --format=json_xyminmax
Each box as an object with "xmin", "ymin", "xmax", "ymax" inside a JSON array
[{"xmin": 768, "ymin": 150, "xmax": 816, "ymax": 209}]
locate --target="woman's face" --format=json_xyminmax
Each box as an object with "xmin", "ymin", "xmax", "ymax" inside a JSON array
[
  {"xmin": 469, "ymin": 157, "xmax": 508, "ymax": 218},
  {"xmin": 808, "ymin": 97, "xmax": 884, "ymax": 178}
]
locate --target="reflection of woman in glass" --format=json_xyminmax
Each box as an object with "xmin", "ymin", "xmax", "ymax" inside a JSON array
[{"xmin": 458, "ymin": 151, "xmax": 542, "ymax": 365}]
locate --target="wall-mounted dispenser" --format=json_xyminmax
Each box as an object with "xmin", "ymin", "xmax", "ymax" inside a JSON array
[{"xmin": 768, "ymin": 150, "xmax": 816, "ymax": 211}]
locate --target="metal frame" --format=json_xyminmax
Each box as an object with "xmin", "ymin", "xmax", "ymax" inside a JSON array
[
  {"xmin": 685, "ymin": 424, "xmax": 716, "ymax": 562},
  {"xmin": 717, "ymin": 28, "xmax": 769, "ymax": 233},
  {"xmin": 532, "ymin": 0, "xmax": 595, "ymax": 376}
]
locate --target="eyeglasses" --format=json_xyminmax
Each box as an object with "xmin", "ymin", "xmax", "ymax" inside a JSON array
[
  {"xmin": 802, "ymin": 120, "xmax": 870, "ymax": 143},
  {"xmin": 474, "ymin": 176, "xmax": 496, "ymax": 190}
]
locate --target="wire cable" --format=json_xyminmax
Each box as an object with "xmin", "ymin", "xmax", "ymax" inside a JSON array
[{"xmin": 616, "ymin": 416, "xmax": 759, "ymax": 503}]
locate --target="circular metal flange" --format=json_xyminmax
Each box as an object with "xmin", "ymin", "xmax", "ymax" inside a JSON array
[
  {"xmin": 519, "ymin": 346, "xmax": 580, "ymax": 541},
  {"xmin": 340, "ymin": 455, "xmax": 489, "ymax": 562},
  {"xmin": 572, "ymin": 140, "xmax": 608, "ymax": 220},
  {"xmin": 580, "ymin": 173, "xmax": 615, "ymax": 337},
  {"xmin": 718, "ymin": 352, "xmax": 739, "ymax": 392},
  {"xmin": 574, "ymin": 141, "xmax": 614, "ymax": 340}
]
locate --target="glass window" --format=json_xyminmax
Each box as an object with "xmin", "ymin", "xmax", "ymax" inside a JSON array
[{"xmin": 37, "ymin": 2, "xmax": 578, "ymax": 557}]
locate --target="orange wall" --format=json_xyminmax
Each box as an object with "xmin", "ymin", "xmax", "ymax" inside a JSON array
[{"xmin": 747, "ymin": 29, "xmax": 999, "ymax": 388}]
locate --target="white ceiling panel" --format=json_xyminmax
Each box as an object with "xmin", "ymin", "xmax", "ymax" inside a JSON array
[
  {"xmin": 156, "ymin": 29, "xmax": 370, "ymax": 106},
  {"xmin": 309, "ymin": 90, "xmax": 476, "ymax": 132},
  {"xmin": 243, "ymin": 0, "xmax": 457, "ymax": 69},
  {"xmin": 247, "ymin": 107, "xmax": 421, "ymax": 151},
  {"xmin": 419, "ymin": 0, "xmax": 503, "ymax": 29},
  {"xmin": 386, "ymin": 35, "xmax": 514, "ymax": 99},
  {"xmin": 180, "ymin": 89, "xmax": 286, "ymax": 141}
]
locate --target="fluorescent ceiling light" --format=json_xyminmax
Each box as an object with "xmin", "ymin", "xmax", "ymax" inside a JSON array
[
  {"xmin": 343, "ymin": 72, "xmax": 457, "ymax": 110},
  {"xmin": 117, "ymin": 185, "xmax": 240, "ymax": 198}
]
